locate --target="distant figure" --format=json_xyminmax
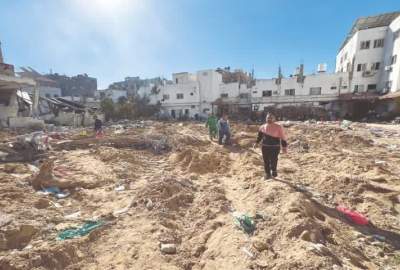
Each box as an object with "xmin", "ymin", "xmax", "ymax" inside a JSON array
[
  {"xmin": 255, "ymin": 113, "xmax": 287, "ymax": 180},
  {"xmin": 205, "ymin": 113, "xmax": 218, "ymax": 140},
  {"xmin": 94, "ymin": 116, "xmax": 103, "ymax": 137},
  {"xmin": 217, "ymin": 114, "xmax": 231, "ymax": 145}
]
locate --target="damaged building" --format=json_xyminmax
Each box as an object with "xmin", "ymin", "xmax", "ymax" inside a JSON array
[{"xmin": 0, "ymin": 42, "xmax": 43, "ymax": 128}]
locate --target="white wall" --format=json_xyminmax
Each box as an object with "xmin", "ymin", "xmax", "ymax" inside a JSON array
[
  {"xmin": 251, "ymin": 72, "xmax": 349, "ymax": 111},
  {"xmin": 0, "ymin": 91, "xmax": 18, "ymax": 125},
  {"xmin": 386, "ymin": 16, "xmax": 400, "ymax": 92},
  {"xmin": 219, "ymin": 82, "xmax": 240, "ymax": 98},
  {"xmin": 172, "ymin": 72, "xmax": 196, "ymax": 84}
]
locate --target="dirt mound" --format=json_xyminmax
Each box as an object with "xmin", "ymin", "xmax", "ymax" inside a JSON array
[
  {"xmin": 137, "ymin": 177, "xmax": 195, "ymax": 213},
  {"xmin": 169, "ymin": 148, "xmax": 229, "ymax": 174}
]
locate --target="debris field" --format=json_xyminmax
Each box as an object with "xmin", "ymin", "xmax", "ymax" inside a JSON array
[{"xmin": 1, "ymin": 121, "xmax": 400, "ymax": 270}]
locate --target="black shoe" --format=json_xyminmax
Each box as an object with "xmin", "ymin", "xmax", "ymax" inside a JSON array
[
  {"xmin": 272, "ymin": 171, "xmax": 278, "ymax": 177},
  {"xmin": 264, "ymin": 174, "xmax": 271, "ymax": 180}
]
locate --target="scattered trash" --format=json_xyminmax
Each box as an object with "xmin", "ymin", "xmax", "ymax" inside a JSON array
[
  {"xmin": 241, "ymin": 246, "xmax": 255, "ymax": 259},
  {"xmin": 160, "ymin": 243, "xmax": 177, "ymax": 254},
  {"xmin": 113, "ymin": 206, "xmax": 130, "ymax": 216},
  {"xmin": 27, "ymin": 164, "xmax": 40, "ymax": 173},
  {"xmin": 23, "ymin": 244, "xmax": 33, "ymax": 250},
  {"xmin": 340, "ymin": 120, "xmax": 352, "ymax": 129},
  {"xmin": 374, "ymin": 160, "xmax": 386, "ymax": 165},
  {"xmin": 50, "ymin": 201, "xmax": 63, "ymax": 208},
  {"xmin": 308, "ymin": 243, "xmax": 331, "ymax": 256},
  {"xmin": 372, "ymin": 234, "xmax": 386, "ymax": 241},
  {"xmin": 232, "ymin": 212, "xmax": 256, "ymax": 234},
  {"xmin": 336, "ymin": 206, "xmax": 369, "ymax": 225},
  {"xmin": 145, "ymin": 199, "xmax": 153, "ymax": 210},
  {"xmin": 115, "ymin": 185, "xmax": 125, "ymax": 192},
  {"xmin": 57, "ymin": 220, "xmax": 104, "ymax": 240},
  {"xmin": 0, "ymin": 212, "xmax": 12, "ymax": 227},
  {"xmin": 39, "ymin": 186, "xmax": 70, "ymax": 199},
  {"xmin": 64, "ymin": 211, "xmax": 81, "ymax": 220},
  {"xmin": 254, "ymin": 212, "xmax": 269, "ymax": 221},
  {"xmin": 387, "ymin": 144, "xmax": 398, "ymax": 150}
]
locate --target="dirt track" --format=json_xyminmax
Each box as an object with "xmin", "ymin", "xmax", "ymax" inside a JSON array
[{"xmin": 1, "ymin": 121, "xmax": 400, "ymax": 269}]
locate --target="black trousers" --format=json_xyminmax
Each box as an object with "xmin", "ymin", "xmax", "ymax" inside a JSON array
[{"xmin": 261, "ymin": 146, "xmax": 280, "ymax": 176}]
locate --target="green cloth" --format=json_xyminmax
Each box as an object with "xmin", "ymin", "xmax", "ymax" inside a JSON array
[
  {"xmin": 57, "ymin": 220, "xmax": 104, "ymax": 240},
  {"xmin": 205, "ymin": 116, "xmax": 218, "ymax": 137},
  {"xmin": 233, "ymin": 213, "xmax": 256, "ymax": 234}
]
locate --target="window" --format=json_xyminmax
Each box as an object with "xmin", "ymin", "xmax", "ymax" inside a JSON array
[
  {"xmin": 309, "ymin": 87, "xmax": 322, "ymax": 95},
  {"xmin": 220, "ymin": 93, "xmax": 228, "ymax": 98},
  {"xmin": 162, "ymin": 94, "xmax": 170, "ymax": 100},
  {"xmin": 391, "ymin": 55, "xmax": 397, "ymax": 65},
  {"xmin": 45, "ymin": 93, "xmax": 51, "ymax": 98},
  {"xmin": 190, "ymin": 92, "xmax": 194, "ymax": 96},
  {"xmin": 367, "ymin": 84, "xmax": 377, "ymax": 91},
  {"xmin": 371, "ymin": 62, "xmax": 380, "ymax": 70},
  {"xmin": 344, "ymin": 52, "xmax": 348, "ymax": 60},
  {"xmin": 340, "ymin": 56, "xmax": 343, "ymax": 64},
  {"xmin": 239, "ymin": 93, "xmax": 249, "ymax": 99},
  {"xmin": 191, "ymin": 105, "xmax": 195, "ymax": 109},
  {"xmin": 341, "ymin": 85, "xmax": 347, "ymax": 89},
  {"xmin": 373, "ymin": 39, "xmax": 384, "ymax": 48},
  {"xmin": 357, "ymin": 63, "xmax": 367, "ymax": 72},
  {"xmin": 284, "ymin": 89, "xmax": 295, "ymax": 96},
  {"xmin": 360, "ymin": 40, "xmax": 370, "ymax": 50},
  {"xmin": 175, "ymin": 78, "xmax": 178, "ymax": 84},
  {"xmin": 330, "ymin": 86, "xmax": 337, "ymax": 90},
  {"xmin": 394, "ymin": 30, "xmax": 400, "ymax": 41},
  {"xmin": 252, "ymin": 91, "xmax": 258, "ymax": 94},
  {"xmin": 184, "ymin": 109, "xmax": 189, "ymax": 115},
  {"xmin": 354, "ymin": 85, "xmax": 364, "ymax": 93},
  {"xmin": 262, "ymin": 90, "xmax": 272, "ymax": 97},
  {"xmin": 176, "ymin": 93, "xmax": 184, "ymax": 99}
]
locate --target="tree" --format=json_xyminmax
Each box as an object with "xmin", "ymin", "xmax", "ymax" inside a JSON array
[
  {"xmin": 118, "ymin": 96, "xmax": 128, "ymax": 105},
  {"xmin": 100, "ymin": 98, "xmax": 115, "ymax": 121}
]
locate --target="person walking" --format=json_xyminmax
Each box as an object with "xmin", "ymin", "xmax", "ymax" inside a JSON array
[
  {"xmin": 255, "ymin": 113, "xmax": 287, "ymax": 180},
  {"xmin": 94, "ymin": 116, "xmax": 104, "ymax": 138},
  {"xmin": 205, "ymin": 113, "xmax": 218, "ymax": 140},
  {"xmin": 217, "ymin": 114, "xmax": 231, "ymax": 145}
]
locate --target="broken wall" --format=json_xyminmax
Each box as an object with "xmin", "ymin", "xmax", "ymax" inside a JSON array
[{"xmin": 0, "ymin": 90, "xmax": 18, "ymax": 127}]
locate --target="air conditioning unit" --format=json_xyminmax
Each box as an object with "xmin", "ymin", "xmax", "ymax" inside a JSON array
[{"xmin": 385, "ymin": 66, "xmax": 393, "ymax": 71}]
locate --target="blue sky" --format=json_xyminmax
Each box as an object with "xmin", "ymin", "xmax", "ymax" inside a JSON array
[{"xmin": 0, "ymin": 0, "xmax": 399, "ymax": 88}]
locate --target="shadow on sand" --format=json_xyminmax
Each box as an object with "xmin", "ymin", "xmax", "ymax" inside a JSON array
[{"xmin": 273, "ymin": 177, "xmax": 400, "ymax": 250}]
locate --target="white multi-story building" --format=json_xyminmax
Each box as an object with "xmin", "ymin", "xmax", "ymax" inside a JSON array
[
  {"xmin": 139, "ymin": 70, "xmax": 224, "ymax": 118},
  {"xmin": 336, "ymin": 11, "xmax": 400, "ymax": 94}
]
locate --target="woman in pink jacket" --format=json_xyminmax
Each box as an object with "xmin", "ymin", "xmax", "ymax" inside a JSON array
[{"xmin": 255, "ymin": 113, "xmax": 287, "ymax": 180}]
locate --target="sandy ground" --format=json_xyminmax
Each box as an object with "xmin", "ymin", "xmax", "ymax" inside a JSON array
[{"xmin": 1, "ymin": 121, "xmax": 400, "ymax": 269}]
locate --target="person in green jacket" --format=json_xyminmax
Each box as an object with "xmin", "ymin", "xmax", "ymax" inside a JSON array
[{"xmin": 205, "ymin": 113, "xmax": 218, "ymax": 140}]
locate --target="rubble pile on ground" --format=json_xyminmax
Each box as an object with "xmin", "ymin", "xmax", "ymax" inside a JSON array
[{"xmin": 1, "ymin": 120, "xmax": 400, "ymax": 269}]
